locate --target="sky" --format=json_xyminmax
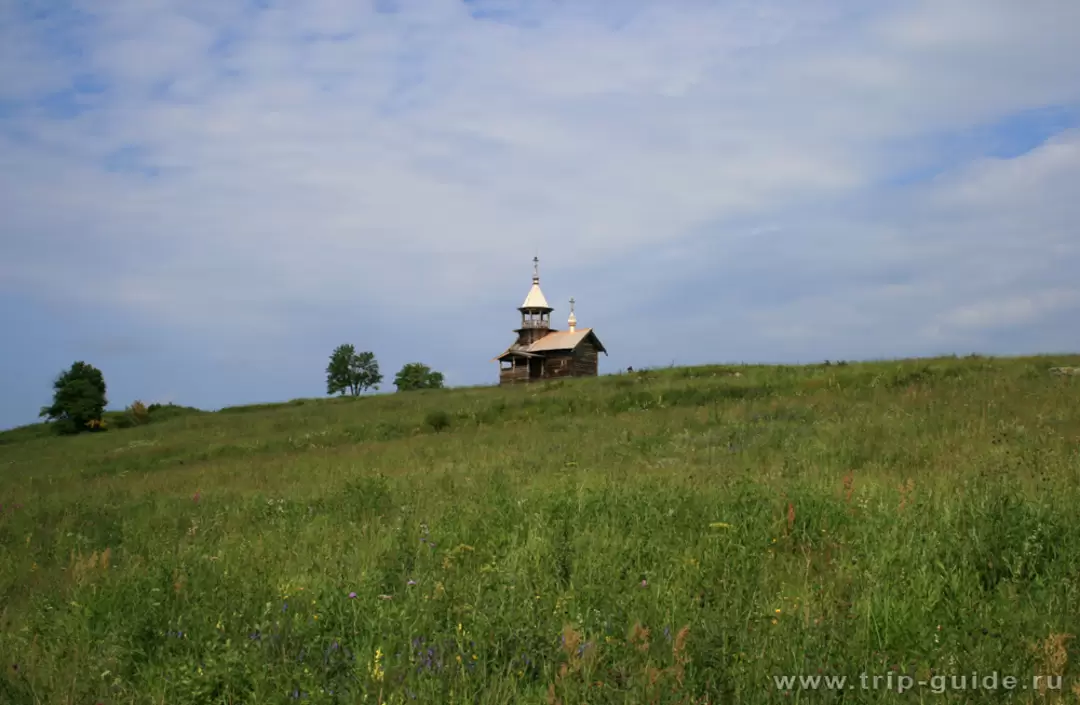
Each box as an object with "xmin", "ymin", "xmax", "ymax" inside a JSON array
[{"xmin": 1, "ymin": 0, "xmax": 1079, "ymax": 429}]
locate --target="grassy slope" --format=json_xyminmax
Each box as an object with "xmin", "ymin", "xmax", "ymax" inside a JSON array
[{"xmin": 1, "ymin": 355, "xmax": 1079, "ymax": 704}]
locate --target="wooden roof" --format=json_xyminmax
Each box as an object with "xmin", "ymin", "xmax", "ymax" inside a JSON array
[{"xmin": 492, "ymin": 328, "xmax": 607, "ymax": 361}]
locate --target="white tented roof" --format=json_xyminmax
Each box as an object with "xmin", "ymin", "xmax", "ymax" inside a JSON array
[{"xmin": 521, "ymin": 283, "xmax": 551, "ymax": 310}]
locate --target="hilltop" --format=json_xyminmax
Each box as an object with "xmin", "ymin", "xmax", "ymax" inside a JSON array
[{"xmin": 1, "ymin": 354, "xmax": 1079, "ymax": 703}]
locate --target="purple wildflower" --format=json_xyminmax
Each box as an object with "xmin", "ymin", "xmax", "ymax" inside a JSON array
[
  {"xmin": 407, "ymin": 579, "xmax": 417, "ymax": 586},
  {"xmin": 348, "ymin": 592, "xmax": 357, "ymax": 599}
]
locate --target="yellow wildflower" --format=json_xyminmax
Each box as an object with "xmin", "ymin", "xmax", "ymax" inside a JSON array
[{"xmin": 371, "ymin": 647, "xmax": 385, "ymax": 682}]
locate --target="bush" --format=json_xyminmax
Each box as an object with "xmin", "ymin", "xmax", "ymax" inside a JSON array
[
  {"xmin": 147, "ymin": 403, "xmax": 204, "ymax": 421},
  {"xmin": 111, "ymin": 414, "xmax": 135, "ymax": 429},
  {"xmin": 425, "ymin": 410, "xmax": 451, "ymax": 432},
  {"xmin": 127, "ymin": 400, "xmax": 150, "ymax": 426},
  {"xmin": 395, "ymin": 362, "xmax": 445, "ymax": 392}
]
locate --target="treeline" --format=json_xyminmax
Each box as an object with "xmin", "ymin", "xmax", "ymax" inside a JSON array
[{"xmin": 36, "ymin": 344, "xmax": 445, "ymax": 436}]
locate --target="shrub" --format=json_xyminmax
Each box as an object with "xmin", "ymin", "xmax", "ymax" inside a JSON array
[
  {"xmin": 127, "ymin": 400, "xmax": 150, "ymax": 426},
  {"xmin": 111, "ymin": 414, "xmax": 135, "ymax": 429},
  {"xmin": 395, "ymin": 363, "xmax": 445, "ymax": 392},
  {"xmin": 425, "ymin": 410, "xmax": 451, "ymax": 432}
]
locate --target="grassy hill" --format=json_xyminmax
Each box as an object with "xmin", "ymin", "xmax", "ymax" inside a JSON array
[{"xmin": 2, "ymin": 355, "xmax": 1079, "ymax": 704}]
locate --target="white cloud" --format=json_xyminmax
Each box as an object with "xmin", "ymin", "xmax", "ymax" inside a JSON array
[{"xmin": 1, "ymin": 0, "xmax": 1079, "ymax": 368}]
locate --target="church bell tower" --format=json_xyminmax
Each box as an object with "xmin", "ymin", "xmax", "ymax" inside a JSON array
[{"xmin": 515, "ymin": 256, "xmax": 553, "ymax": 346}]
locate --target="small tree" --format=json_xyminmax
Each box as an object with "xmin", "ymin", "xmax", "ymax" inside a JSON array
[
  {"xmin": 326, "ymin": 344, "xmax": 382, "ymax": 396},
  {"xmin": 39, "ymin": 361, "xmax": 108, "ymax": 435},
  {"xmin": 394, "ymin": 362, "xmax": 445, "ymax": 392}
]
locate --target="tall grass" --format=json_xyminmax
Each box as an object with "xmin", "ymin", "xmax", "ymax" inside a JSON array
[{"xmin": 1, "ymin": 355, "xmax": 1079, "ymax": 703}]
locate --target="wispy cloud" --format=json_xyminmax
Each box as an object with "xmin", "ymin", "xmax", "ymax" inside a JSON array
[{"xmin": 1, "ymin": 0, "xmax": 1078, "ymax": 426}]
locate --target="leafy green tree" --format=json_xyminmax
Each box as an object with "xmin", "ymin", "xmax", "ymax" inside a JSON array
[
  {"xmin": 394, "ymin": 362, "xmax": 445, "ymax": 392},
  {"xmin": 326, "ymin": 344, "xmax": 382, "ymax": 396},
  {"xmin": 39, "ymin": 361, "xmax": 108, "ymax": 435}
]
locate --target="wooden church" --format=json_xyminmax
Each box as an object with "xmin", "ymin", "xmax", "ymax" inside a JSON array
[{"xmin": 493, "ymin": 258, "xmax": 607, "ymax": 385}]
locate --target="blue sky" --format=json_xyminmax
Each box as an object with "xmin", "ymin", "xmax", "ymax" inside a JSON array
[{"xmin": 2, "ymin": 0, "xmax": 1079, "ymax": 430}]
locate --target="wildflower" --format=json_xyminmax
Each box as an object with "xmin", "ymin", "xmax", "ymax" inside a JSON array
[
  {"xmin": 407, "ymin": 579, "xmax": 417, "ymax": 586},
  {"xmin": 371, "ymin": 647, "xmax": 385, "ymax": 682},
  {"xmin": 772, "ymin": 619, "xmax": 778, "ymax": 625},
  {"xmin": 640, "ymin": 579, "xmax": 648, "ymax": 588},
  {"xmin": 348, "ymin": 592, "xmax": 357, "ymax": 599},
  {"xmin": 775, "ymin": 609, "xmax": 781, "ymax": 614}
]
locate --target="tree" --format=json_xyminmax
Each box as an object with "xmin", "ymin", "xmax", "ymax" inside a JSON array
[
  {"xmin": 39, "ymin": 361, "xmax": 108, "ymax": 435},
  {"xmin": 326, "ymin": 344, "xmax": 382, "ymax": 396},
  {"xmin": 394, "ymin": 362, "xmax": 445, "ymax": 392}
]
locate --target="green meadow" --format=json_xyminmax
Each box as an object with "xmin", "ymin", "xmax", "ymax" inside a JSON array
[{"xmin": 2, "ymin": 355, "xmax": 1080, "ymax": 704}]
